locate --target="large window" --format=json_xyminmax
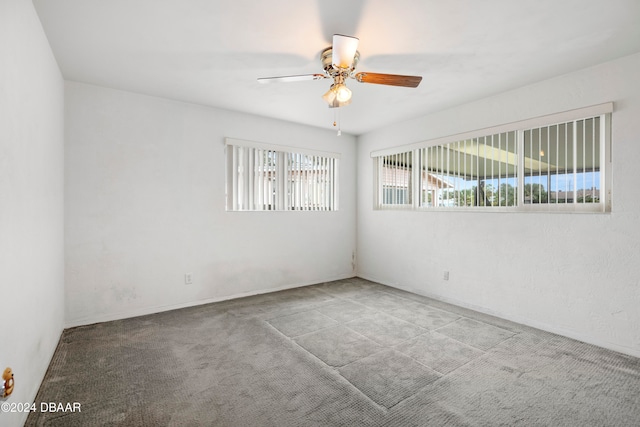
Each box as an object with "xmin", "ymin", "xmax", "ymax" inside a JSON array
[
  {"xmin": 226, "ymin": 138, "xmax": 339, "ymax": 211},
  {"xmin": 373, "ymin": 103, "xmax": 612, "ymax": 212}
]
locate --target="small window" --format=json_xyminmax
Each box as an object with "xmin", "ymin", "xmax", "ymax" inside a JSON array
[
  {"xmin": 375, "ymin": 151, "xmax": 413, "ymax": 207},
  {"xmin": 372, "ymin": 104, "xmax": 611, "ymax": 212},
  {"xmin": 226, "ymin": 139, "xmax": 339, "ymax": 211}
]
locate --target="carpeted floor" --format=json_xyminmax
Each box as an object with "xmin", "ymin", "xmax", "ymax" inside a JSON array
[{"xmin": 27, "ymin": 278, "xmax": 640, "ymax": 426}]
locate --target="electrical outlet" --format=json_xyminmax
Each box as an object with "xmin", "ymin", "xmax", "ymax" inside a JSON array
[
  {"xmin": 444, "ymin": 271, "xmax": 450, "ymax": 281},
  {"xmin": 185, "ymin": 273, "xmax": 193, "ymax": 285}
]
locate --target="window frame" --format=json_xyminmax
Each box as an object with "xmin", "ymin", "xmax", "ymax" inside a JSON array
[{"xmin": 372, "ymin": 103, "xmax": 612, "ymax": 213}]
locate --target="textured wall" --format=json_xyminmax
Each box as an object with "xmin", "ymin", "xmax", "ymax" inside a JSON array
[
  {"xmin": 0, "ymin": 1, "xmax": 65, "ymax": 426},
  {"xmin": 357, "ymin": 53, "xmax": 640, "ymax": 357},
  {"xmin": 64, "ymin": 82, "xmax": 357, "ymax": 327}
]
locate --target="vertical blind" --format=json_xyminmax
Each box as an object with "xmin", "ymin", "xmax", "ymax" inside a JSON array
[
  {"xmin": 377, "ymin": 151, "xmax": 412, "ymax": 206},
  {"xmin": 523, "ymin": 117, "xmax": 601, "ymax": 206},
  {"xmin": 415, "ymin": 132, "xmax": 518, "ymax": 208},
  {"xmin": 226, "ymin": 139, "xmax": 339, "ymax": 211},
  {"xmin": 372, "ymin": 103, "xmax": 611, "ymax": 212}
]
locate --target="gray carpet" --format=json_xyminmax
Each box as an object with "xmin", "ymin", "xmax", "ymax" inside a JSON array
[{"xmin": 27, "ymin": 278, "xmax": 640, "ymax": 426}]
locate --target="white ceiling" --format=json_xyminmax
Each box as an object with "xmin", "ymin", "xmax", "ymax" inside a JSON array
[{"xmin": 33, "ymin": 0, "xmax": 640, "ymax": 135}]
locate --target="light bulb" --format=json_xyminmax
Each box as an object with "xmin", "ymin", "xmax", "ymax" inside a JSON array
[
  {"xmin": 335, "ymin": 84, "xmax": 352, "ymax": 103},
  {"xmin": 322, "ymin": 83, "xmax": 352, "ymax": 108}
]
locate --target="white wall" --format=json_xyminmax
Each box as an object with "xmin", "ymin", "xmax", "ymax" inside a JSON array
[
  {"xmin": 0, "ymin": 1, "xmax": 65, "ymax": 425},
  {"xmin": 357, "ymin": 53, "xmax": 640, "ymax": 358},
  {"xmin": 65, "ymin": 82, "xmax": 357, "ymax": 327}
]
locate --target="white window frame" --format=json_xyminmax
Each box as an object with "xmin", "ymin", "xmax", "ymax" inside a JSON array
[
  {"xmin": 372, "ymin": 103, "xmax": 613, "ymax": 213},
  {"xmin": 225, "ymin": 138, "xmax": 340, "ymax": 211}
]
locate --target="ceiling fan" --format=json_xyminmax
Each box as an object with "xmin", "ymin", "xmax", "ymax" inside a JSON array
[{"xmin": 258, "ymin": 34, "xmax": 422, "ymax": 108}]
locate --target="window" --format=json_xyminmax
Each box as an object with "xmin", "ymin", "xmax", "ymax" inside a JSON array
[
  {"xmin": 372, "ymin": 103, "xmax": 612, "ymax": 212},
  {"xmin": 415, "ymin": 131, "xmax": 518, "ymax": 208},
  {"xmin": 225, "ymin": 138, "xmax": 339, "ymax": 211},
  {"xmin": 523, "ymin": 118, "xmax": 601, "ymax": 207},
  {"xmin": 375, "ymin": 151, "xmax": 413, "ymax": 208}
]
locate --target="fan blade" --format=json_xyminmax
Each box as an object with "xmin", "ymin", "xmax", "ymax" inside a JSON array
[
  {"xmin": 355, "ymin": 72, "xmax": 422, "ymax": 88},
  {"xmin": 258, "ymin": 74, "xmax": 326, "ymax": 84},
  {"xmin": 332, "ymin": 34, "xmax": 359, "ymax": 68}
]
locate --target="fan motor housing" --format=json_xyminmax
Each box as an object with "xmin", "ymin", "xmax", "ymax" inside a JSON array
[{"xmin": 321, "ymin": 47, "xmax": 360, "ymax": 76}]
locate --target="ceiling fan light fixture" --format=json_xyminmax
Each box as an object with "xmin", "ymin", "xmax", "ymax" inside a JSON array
[
  {"xmin": 335, "ymin": 83, "xmax": 352, "ymax": 102},
  {"xmin": 322, "ymin": 83, "xmax": 352, "ymax": 108},
  {"xmin": 322, "ymin": 86, "xmax": 337, "ymax": 104},
  {"xmin": 334, "ymin": 98, "xmax": 352, "ymax": 108}
]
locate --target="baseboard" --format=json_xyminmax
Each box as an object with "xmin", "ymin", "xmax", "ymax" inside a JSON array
[
  {"xmin": 64, "ymin": 273, "xmax": 356, "ymax": 329},
  {"xmin": 357, "ymin": 274, "xmax": 640, "ymax": 359}
]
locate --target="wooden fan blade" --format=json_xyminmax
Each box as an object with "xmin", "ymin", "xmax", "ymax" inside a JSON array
[
  {"xmin": 258, "ymin": 74, "xmax": 326, "ymax": 84},
  {"xmin": 355, "ymin": 72, "xmax": 422, "ymax": 88}
]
